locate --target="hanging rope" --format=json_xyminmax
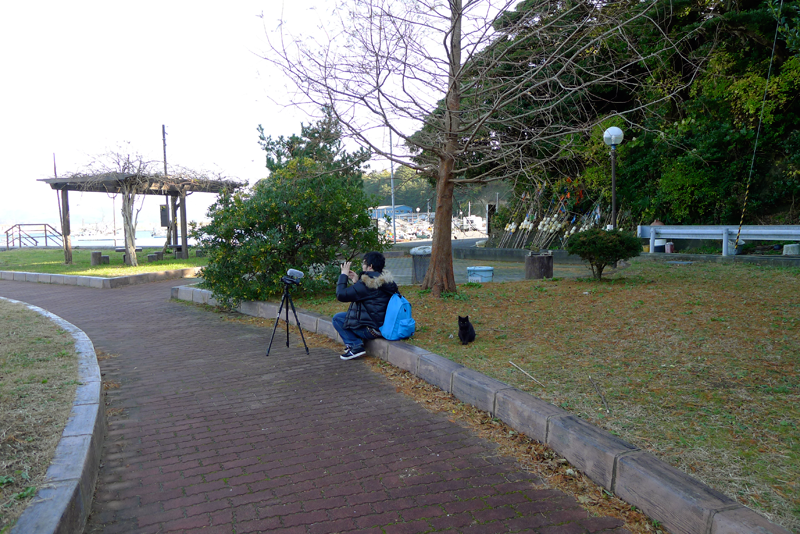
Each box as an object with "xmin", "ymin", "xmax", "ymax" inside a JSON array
[{"xmin": 735, "ymin": 0, "xmax": 785, "ymax": 249}]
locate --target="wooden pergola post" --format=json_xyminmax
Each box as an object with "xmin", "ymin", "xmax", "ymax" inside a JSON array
[
  {"xmin": 180, "ymin": 191, "xmax": 188, "ymax": 259},
  {"xmin": 60, "ymin": 188, "xmax": 73, "ymax": 264}
]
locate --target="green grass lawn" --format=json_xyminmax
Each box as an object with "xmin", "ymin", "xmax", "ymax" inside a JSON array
[{"xmin": 0, "ymin": 248, "xmax": 205, "ymax": 277}]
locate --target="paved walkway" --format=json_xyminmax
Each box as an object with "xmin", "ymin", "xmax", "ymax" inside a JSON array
[{"xmin": 0, "ymin": 278, "xmax": 628, "ymax": 534}]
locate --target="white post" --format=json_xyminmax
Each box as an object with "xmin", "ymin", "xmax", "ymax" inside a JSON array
[
  {"xmin": 722, "ymin": 228, "xmax": 729, "ymax": 256},
  {"xmin": 649, "ymin": 228, "xmax": 655, "ymax": 254}
]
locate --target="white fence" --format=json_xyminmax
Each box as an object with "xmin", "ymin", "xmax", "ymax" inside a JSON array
[{"xmin": 637, "ymin": 225, "xmax": 800, "ymax": 256}]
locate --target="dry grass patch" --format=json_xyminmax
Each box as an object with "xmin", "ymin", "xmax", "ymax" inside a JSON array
[
  {"xmin": 289, "ymin": 260, "xmax": 799, "ymax": 531},
  {"xmin": 0, "ymin": 299, "xmax": 78, "ymax": 533}
]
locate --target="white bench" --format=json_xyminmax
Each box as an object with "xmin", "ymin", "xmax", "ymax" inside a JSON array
[{"xmin": 637, "ymin": 225, "xmax": 800, "ymax": 256}]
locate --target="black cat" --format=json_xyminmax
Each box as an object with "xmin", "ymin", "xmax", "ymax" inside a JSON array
[{"xmin": 458, "ymin": 315, "xmax": 476, "ymax": 345}]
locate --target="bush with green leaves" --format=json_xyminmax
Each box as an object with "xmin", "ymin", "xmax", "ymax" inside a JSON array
[
  {"xmin": 194, "ymin": 157, "xmax": 387, "ymax": 307},
  {"xmin": 566, "ymin": 228, "xmax": 642, "ymax": 280}
]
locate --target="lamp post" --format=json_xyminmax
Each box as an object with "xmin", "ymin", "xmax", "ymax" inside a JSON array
[
  {"xmin": 603, "ymin": 127, "xmax": 624, "ymax": 230},
  {"xmin": 416, "ymin": 207, "xmax": 420, "ymax": 223}
]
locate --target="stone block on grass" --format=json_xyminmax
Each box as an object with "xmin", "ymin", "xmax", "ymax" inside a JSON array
[
  {"xmin": 239, "ymin": 301, "xmax": 260, "ymax": 317},
  {"xmin": 614, "ymin": 451, "xmax": 738, "ymax": 534},
  {"xmin": 366, "ymin": 337, "xmax": 390, "ymax": 359},
  {"xmin": 192, "ymin": 289, "xmax": 209, "ymax": 305},
  {"xmin": 711, "ymin": 505, "xmax": 792, "ymax": 534},
  {"xmin": 177, "ymin": 286, "xmax": 194, "ymax": 302},
  {"xmin": 258, "ymin": 302, "xmax": 280, "ymax": 319},
  {"xmin": 296, "ymin": 311, "xmax": 321, "ymax": 333},
  {"xmin": 386, "ymin": 342, "xmax": 432, "ymax": 374},
  {"xmin": 547, "ymin": 414, "xmax": 638, "ymax": 491},
  {"xmin": 494, "ymin": 389, "xmax": 569, "ymax": 444},
  {"xmin": 417, "ymin": 353, "xmax": 464, "ymax": 393},
  {"xmin": 316, "ymin": 317, "xmax": 340, "ymax": 343},
  {"xmin": 451, "ymin": 367, "xmax": 514, "ymax": 414}
]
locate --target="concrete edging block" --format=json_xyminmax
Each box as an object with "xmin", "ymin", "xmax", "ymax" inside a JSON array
[
  {"xmin": 26, "ymin": 273, "xmax": 39, "ymax": 283},
  {"xmin": 366, "ymin": 338, "xmax": 391, "ymax": 360},
  {"xmin": 192, "ymin": 289, "xmax": 210, "ymax": 305},
  {"xmin": 494, "ymin": 388, "xmax": 569, "ymax": 444},
  {"xmin": 547, "ymin": 414, "xmax": 638, "ymax": 491},
  {"xmin": 11, "ymin": 480, "xmax": 83, "ymax": 534},
  {"xmin": 239, "ymin": 301, "xmax": 260, "ymax": 317},
  {"xmin": 1, "ymin": 271, "xmax": 14, "ymax": 280},
  {"xmin": 711, "ymin": 505, "xmax": 792, "ymax": 534},
  {"xmin": 177, "ymin": 286, "xmax": 194, "ymax": 302},
  {"xmin": 386, "ymin": 342, "xmax": 431, "ymax": 374},
  {"xmin": 13, "ymin": 271, "xmax": 29, "ymax": 281},
  {"xmin": 258, "ymin": 302, "xmax": 280, "ymax": 319},
  {"xmin": 451, "ymin": 367, "xmax": 513, "ymax": 414},
  {"xmin": 295, "ymin": 311, "xmax": 321, "ymax": 333},
  {"xmin": 38, "ymin": 274, "xmax": 52, "ymax": 283},
  {"xmin": 316, "ymin": 318, "xmax": 340, "ymax": 343},
  {"xmin": 614, "ymin": 451, "xmax": 737, "ymax": 534},
  {"xmin": 63, "ymin": 276, "xmax": 78, "ymax": 285},
  {"xmin": 417, "ymin": 353, "xmax": 464, "ymax": 393}
]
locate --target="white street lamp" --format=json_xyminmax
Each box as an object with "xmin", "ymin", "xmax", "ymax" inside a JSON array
[{"xmin": 603, "ymin": 127, "xmax": 624, "ymax": 230}]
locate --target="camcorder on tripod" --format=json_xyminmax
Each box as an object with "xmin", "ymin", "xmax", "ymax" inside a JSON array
[{"xmin": 265, "ymin": 268, "xmax": 310, "ymax": 357}]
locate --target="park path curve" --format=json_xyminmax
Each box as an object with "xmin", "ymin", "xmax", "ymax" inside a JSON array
[{"xmin": 0, "ymin": 279, "xmax": 629, "ymax": 534}]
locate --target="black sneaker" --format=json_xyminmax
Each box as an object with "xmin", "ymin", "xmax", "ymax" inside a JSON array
[{"xmin": 341, "ymin": 345, "xmax": 366, "ymax": 360}]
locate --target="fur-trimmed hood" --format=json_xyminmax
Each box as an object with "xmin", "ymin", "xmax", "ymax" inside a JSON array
[{"xmin": 360, "ymin": 270, "xmax": 395, "ymax": 289}]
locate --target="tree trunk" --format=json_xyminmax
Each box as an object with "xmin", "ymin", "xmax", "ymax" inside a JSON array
[
  {"xmin": 121, "ymin": 185, "xmax": 139, "ymax": 266},
  {"xmin": 423, "ymin": 161, "xmax": 456, "ymax": 296},
  {"xmin": 421, "ymin": 0, "xmax": 462, "ymax": 297}
]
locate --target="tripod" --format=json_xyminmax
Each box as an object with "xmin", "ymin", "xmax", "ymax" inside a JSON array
[{"xmin": 266, "ymin": 276, "xmax": 310, "ymax": 357}]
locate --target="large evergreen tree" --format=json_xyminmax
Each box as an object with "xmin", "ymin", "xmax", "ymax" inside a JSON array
[{"xmin": 195, "ymin": 114, "xmax": 386, "ymax": 307}]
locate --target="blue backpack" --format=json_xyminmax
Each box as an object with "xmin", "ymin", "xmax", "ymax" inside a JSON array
[{"xmin": 380, "ymin": 292, "xmax": 416, "ymax": 340}]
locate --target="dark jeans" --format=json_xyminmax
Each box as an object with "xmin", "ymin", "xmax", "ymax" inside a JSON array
[{"xmin": 332, "ymin": 312, "xmax": 379, "ymax": 349}]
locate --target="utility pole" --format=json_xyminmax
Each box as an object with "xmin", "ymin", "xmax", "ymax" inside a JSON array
[{"xmin": 390, "ymin": 129, "xmax": 397, "ymax": 244}]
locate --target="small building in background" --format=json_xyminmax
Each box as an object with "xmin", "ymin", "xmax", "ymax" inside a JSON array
[{"xmin": 370, "ymin": 205, "xmax": 413, "ymax": 220}]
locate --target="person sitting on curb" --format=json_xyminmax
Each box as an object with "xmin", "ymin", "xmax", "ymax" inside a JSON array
[{"xmin": 333, "ymin": 251, "xmax": 398, "ymax": 360}]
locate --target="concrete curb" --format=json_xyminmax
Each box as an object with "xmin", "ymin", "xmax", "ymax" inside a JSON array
[
  {"xmin": 171, "ymin": 284, "xmax": 790, "ymax": 534},
  {"xmin": 0, "ymin": 267, "xmax": 202, "ymax": 289},
  {"xmin": 1, "ymin": 298, "xmax": 104, "ymax": 534}
]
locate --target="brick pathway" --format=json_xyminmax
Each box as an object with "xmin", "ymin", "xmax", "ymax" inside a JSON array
[{"xmin": 1, "ymin": 279, "xmax": 629, "ymax": 534}]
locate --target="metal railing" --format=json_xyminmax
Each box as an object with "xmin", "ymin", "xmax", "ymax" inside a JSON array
[
  {"xmin": 637, "ymin": 225, "xmax": 800, "ymax": 256},
  {"xmin": 5, "ymin": 224, "xmax": 64, "ymax": 249}
]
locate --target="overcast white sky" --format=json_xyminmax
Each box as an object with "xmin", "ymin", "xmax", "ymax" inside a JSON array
[{"xmin": 0, "ymin": 1, "xmax": 343, "ymax": 230}]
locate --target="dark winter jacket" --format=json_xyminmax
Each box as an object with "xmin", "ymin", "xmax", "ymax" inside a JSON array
[{"xmin": 336, "ymin": 270, "xmax": 398, "ymax": 330}]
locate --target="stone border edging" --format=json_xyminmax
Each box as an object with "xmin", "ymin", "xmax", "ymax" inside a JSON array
[
  {"xmin": 170, "ymin": 285, "xmax": 790, "ymax": 534},
  {"xmin": 1, "ymin": 298, "xmax": 105, "ymax": 534},
  {"xmin": 0, "ymin": 267, "xmax": 202, "ymax": 289}
]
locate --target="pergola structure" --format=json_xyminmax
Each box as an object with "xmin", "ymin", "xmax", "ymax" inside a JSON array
[{"xmin": 39, "ymin": 173, "xmax": 244, "ymax": 263}]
